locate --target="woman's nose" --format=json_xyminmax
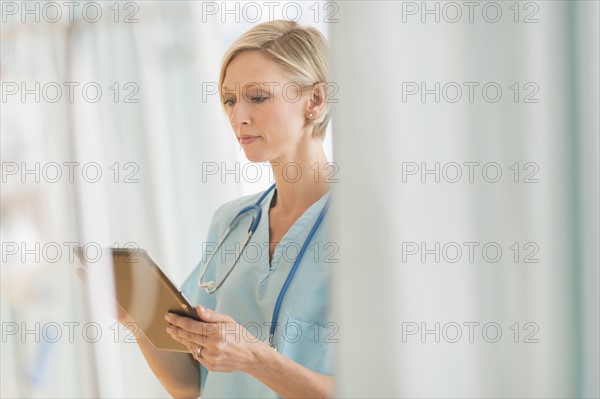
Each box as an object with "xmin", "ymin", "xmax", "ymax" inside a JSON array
[{"xmin": 229, "ymin": 101, "xmax": 251, "ymax": 125}]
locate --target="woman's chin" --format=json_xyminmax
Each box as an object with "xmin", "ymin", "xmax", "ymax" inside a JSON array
[{"xmin": 242, "ymin": 152, "xmax": 268, "ymax": 163}]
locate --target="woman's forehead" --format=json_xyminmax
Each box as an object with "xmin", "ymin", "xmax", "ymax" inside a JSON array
[{"xmin": 222, "ymin": 51, "xmax": 289, "ymax": 90}]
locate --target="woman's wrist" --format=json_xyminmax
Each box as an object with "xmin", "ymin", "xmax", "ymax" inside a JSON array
[{"xmin": 244, "ymin": 340, "xmax": 277, "ymax": 376}]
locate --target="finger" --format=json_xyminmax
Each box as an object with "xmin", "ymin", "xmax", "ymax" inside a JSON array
[
  {"xmin": 167, "ymin": 324, "xmax": 201, "ymax": 343},
  {"xmin": 166, "ymin": 313, "xmax": 204, "ymax": 334},
  {"xmin": 167, "ymin": 325, "xmax": 196, "ymax": 347},
  {"xmin": 167, "ymin": 327, "xmax": 186, "ymax": 345},
  {"xmin": 196, "ymin": 352, "xmax": 210, "ymax": 369},
  {"xmin": 166, "ymin": 315, "xmax": 220, "ymax": 343},
  {"xmin": 195, "ymin": 305, "xmax": 233, "ymax": 323},
  {"xmin": 174, "ymin": 334, "xmax": 195, "ymax": 351},
  {"xmin": 171, "ymin": 332, "xmax": 211, "ymax": 364},
  {"xmin": 174, "ymin": 335, "xmax": 202, "ymax": 358}
]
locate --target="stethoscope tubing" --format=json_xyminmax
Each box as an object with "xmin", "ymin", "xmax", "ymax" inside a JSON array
[
  {"xmin": 199, "ymin": 183, "xmax": 330, "ymax": 351},
  {"xmin": 268, "ymin": 194, "xmax": 330, "ymax": 349}
]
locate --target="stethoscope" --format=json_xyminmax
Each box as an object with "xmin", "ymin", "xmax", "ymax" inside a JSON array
[{"xmin": 198, "ymin": 183, "xmax": 331, "ymax": 350}]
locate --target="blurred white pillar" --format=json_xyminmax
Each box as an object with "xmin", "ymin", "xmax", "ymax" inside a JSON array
[
  {"xmin": 67, "ymin": 27, "xmax": 125, "ymax": 398},
  {"xmin": 331, "ymin": 1, "xmax": 598, "ymax": 397}
]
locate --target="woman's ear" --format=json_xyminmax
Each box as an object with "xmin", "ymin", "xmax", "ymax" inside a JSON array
[{"xmin": 305, "ymin": 82, "xmax": 327, "ymax": 119}]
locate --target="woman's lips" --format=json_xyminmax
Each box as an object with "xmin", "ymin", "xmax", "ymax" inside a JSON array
[{"xmin": 239, "ymin": 136, "xmax": 260, "ymax": 145}]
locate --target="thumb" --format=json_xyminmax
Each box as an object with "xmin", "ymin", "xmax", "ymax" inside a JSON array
[{"xmin": 195, "ymin": 305, "xmax": 232, "ymax": 323}]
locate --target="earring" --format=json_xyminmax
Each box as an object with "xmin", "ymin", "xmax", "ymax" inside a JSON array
[{"xmin": 308, "ymin": 113, "xmax": 313, "ymax": 118}]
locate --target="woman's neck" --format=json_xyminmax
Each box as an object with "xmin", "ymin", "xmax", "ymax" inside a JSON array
[{"xmin": 269, "ymin": 141, "xmax": 330, "ymax": 214}]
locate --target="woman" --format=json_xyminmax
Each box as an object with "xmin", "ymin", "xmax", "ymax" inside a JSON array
[{"xmin": 126, "ymin": 20, "xmax": 335, "ymax": 398}]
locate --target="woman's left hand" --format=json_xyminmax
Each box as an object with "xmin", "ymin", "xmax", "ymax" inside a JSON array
[{"xmin": 165, "ymin": 305, "xmax": 267, "ymax": 373}]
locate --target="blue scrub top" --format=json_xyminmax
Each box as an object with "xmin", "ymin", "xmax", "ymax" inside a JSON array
[{"xmin": 180, "ymin": 187, "xmax": 335, "ymax": 398}]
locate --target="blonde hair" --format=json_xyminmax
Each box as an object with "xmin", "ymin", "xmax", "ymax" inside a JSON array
[{"xmin": 219, "ymin": 20, "xmax": 331, "ymax": 141}]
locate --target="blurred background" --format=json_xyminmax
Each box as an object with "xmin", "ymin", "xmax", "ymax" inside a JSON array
[{"xmin": 1, "ymin": 1, "xmax": 598, "ymax": 398}]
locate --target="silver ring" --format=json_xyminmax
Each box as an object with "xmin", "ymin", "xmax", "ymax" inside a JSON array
[{"xmin": 195, "ymin": 345, "xmax": 202, "ymax": 358}]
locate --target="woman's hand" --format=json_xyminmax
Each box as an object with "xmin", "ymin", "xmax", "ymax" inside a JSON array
[
  {"xmin": 165, "ymin": 305, "xmax": 268, "ymax": 373},
  {"xmin": 167, "ymin": 305, "xmax": 334, "ymax": 398}
]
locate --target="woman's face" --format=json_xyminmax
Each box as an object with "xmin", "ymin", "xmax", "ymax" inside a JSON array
[{"xmin": 222, "ymin": 51, "xmax": 312, "ymax": 163}]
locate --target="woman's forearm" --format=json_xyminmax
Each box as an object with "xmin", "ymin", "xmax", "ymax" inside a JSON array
[
  {"xmin": 244, "ymin": 344, "xmax": 334, "ymax": 399},
  {"xmin": 130, "ymin": 327, "xmax": 200, "ymax": 399}
]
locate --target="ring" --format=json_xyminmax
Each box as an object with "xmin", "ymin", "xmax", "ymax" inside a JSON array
[{"xmin": 195, "ymin": 345, "xmax": 203, "ymax": 358}]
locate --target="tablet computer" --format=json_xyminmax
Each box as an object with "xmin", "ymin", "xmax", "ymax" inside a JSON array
[{"xmin": 74, "ymin": 246, "xmax": 200, "ymax": 352}]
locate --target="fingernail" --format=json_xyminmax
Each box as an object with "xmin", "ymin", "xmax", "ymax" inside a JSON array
[
  {"xmin": 165, "ymin": 314, "xmax": 171, "ymax": 322},
  {"xmin": 166, "ymin": 326, "xmax": 172, "ymax": 334},
  {"xmin": 198, "ymin": 305, "xmax": 206, "ymax": 313}
]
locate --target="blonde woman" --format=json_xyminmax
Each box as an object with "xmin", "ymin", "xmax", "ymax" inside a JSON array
[{"xmin": 129, "ymin": 21, "xmax": 334, "ymax": 398}]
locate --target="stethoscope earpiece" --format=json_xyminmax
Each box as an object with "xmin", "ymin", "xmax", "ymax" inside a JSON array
[{"xmin": 200, "ymin": 281, "xmax": 216, "ymax": 289}]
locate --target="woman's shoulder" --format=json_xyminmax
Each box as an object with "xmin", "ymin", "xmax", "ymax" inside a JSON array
[{"xmin": 210, "ymin": 187, "xmax": 270, "ymax": 225}]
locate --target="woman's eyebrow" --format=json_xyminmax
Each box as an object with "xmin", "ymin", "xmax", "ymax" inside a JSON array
[{"xmin": 222, "ymin": 82, "xmax": 275, "ymax": 91}]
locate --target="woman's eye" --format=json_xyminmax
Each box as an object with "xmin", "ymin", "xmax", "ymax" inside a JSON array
[{"xmin": 223, "ymin": 97, "xmax": 268, "ymax": 106}]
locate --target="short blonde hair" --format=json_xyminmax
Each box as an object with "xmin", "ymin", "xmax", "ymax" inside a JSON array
[{"xmin": 219, "ymin": 20, "xmax": 331, "ymax": 141}]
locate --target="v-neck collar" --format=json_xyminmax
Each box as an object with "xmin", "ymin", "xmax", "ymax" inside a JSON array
[{"xmin": 263, "ymin": 188, "xmax": 331, "ymax": 270}]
